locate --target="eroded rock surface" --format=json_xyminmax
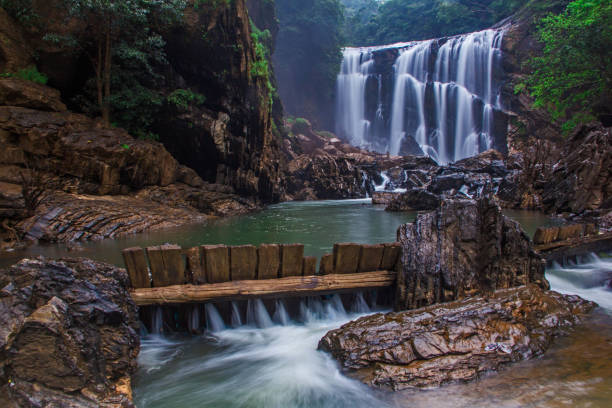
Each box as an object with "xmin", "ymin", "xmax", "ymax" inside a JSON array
[
  {"xmin": 319, "ymin": 285, "xmax": 596, "ymax": 390},
  {"xmin": 395, "ymin": 197, "xmax": 547, "ymax": 310},
  {"xmin": 0, "ymin": 257, "xmax": 139, "ymax": 407}
]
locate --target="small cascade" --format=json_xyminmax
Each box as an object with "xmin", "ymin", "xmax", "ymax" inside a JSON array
[
  {"xmin": 205, "ymin": 303, "xmax": 226, "ymax": 332},
  {"xmin": 187, "ymin": 305, "xmax": 201, "ymax": 333},
  {"xmin": 351, "ymin": 292, "xmax": 371, "ymax": 314},
  {"xmin": 230, "ymin": 301, "xmax": 242, "ymax": 327},
  {"xmin": 273, "ymin": 300, "xmax": 291, "ymax": 325},
  {"xmin": 336, "ymin": 28, "xmax": 506, "ymax": 164},
  {"xmin": 323, "ymin": 294, "xmax": 348, "ymax": 320},
  {"xmin": 151, "ymin": 306, "xmax": 163, "ymax": 335},
  {"xmin": 246, "ymin": 299, "xmax": 274, "ymax": 328}
]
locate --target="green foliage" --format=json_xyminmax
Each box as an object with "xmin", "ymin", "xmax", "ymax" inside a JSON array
[
  {"xmin": 194, "ymin": 0, "xmax": 231, "ymax": 9},
  {"xmin": 250, "ymin": 20, "xmax": 275, "ymax": 107},
  {"xmin": 167, "ymin": 89, "xmax": 206, "ymax": 110},
  {"xmin": 343, "ymin": 0, "xmax": 529, "ymax": 45},
  {"xmin": 522, "ymin": 0, "xmax": 612, "ymax": 133},
  {"xmin": 0, "ymin": 0, "xmax": 37, "ymax": 23},
  {"xmin": 1, "ymin": 66, "xmax": 48, "ymax": 85}
]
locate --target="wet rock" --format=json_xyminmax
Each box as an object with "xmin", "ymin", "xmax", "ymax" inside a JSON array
[
  {"xmin": 395, "ymin": 197, "xmax": 547, "ymax": 310},
  {"xmin": 0, "ymin": 257, "xmax": 139, "ymax": 406},
  {"xmin": 0, "ymin": 78, "xmax": 67, "ymax": 112},
  {"xmin": 318, "ymin": 285, "xmax": 596, "ymax": 390},
  {"xmin": 542, "ymin": 124, "xmax": 612, "ymax": 214},
  {"xmin": 372, "ymin": 191, "xmax": 399, "ymax": 205},
  {"xmin": 386, "ymin": 189, "xmax": 441, "ymax": 211}
]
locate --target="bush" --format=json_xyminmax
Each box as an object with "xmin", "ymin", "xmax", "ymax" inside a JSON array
[
  {"xmin": 292, "ymin": 117, "xmax": 311, "ymax": 135},
  {"xmin": 1, "ymin": 66, "xmax": 48, "ymax": 85},
  {"xmin": 167, "ymin": 89, "xmax": 206, "ymax": 110}
]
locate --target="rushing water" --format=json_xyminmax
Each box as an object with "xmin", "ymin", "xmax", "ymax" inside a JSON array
[{"xmin": 336, "ymin": 28, "xmax": 506, "ymax": 163}]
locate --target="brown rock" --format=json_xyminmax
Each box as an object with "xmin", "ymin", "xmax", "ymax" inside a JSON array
[
  {"xmin": 318, "ymin": 285, "xmax": 595, "ymax": 390},
  {"xmin": 0, "ymin": 257, "xmax": 139, "ymax": 406},
  {"xmin": 396, "ymin": 197, "xmax": 547, "ymax": 311},
  {"xmin": 0, "ymin": 78, "xmax": 67, "ymax": 112}
]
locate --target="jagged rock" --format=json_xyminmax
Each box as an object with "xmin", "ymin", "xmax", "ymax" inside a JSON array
[
  {"xmin": 318, "ymin": 285, "xmax": 595, "ymax": 390},
  {"xmin": 542, "ymin": 124, "xmax": 612, "ymax": 214},
  {"xmin": 395, "ymin": 197, "xmax": 547, "ymax": 310},
  {"xmin": 0, "ymin": 78, "xmax": 67, "ymax": 112},
  {"xmin": 386, "ymin": 189, "xmax": 441, "ymax": 211},
  {"xmin": 0, "ymin": 257, "xmax": 139, "ymax": 407},
  {"xmin": 0, "ymin": 8, "xmax": 34, "ymax": 73}
]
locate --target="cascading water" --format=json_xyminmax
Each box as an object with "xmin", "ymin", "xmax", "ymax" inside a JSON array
[
  {"xmin": 336, "ymin": 28, "xmax": 506, "ymax": 164},
  {"xmin": 335, "ymin": 49, "xmax": 374, "ymax": 147}
]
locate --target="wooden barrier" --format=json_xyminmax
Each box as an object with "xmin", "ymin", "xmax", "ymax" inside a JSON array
[
  {"xmin": 122, "ymin": 241, "xmax": 404, "ymax": 303},
  {"xmin": 131, "ymin": 271, "xmax": 397, "ymax": 306},
  {"xmin": 533, "ymin": 223, "xmax": 598, "ymax": 245}
]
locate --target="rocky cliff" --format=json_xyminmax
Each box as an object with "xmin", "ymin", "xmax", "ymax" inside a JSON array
[{"xmin": 0, "ymin": 257, "xmax": 140, "ymax": 407}]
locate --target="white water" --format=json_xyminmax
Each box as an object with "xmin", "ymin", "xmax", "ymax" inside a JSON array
[
  {"xmin": 337, "ymin": 28, "xmax": 505, "ymax": 163},
  {"xmin": 135, "ymin": 294, "xmax": 387, "ymax": 407},
  {"xmin": 546, "ymin": 253, "xmax": 612, "ymax": 312}
]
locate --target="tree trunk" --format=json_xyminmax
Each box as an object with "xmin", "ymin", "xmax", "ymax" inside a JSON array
[{"xmin": 102, "ymin": 26, "xmax": 112, "ymax": 126}]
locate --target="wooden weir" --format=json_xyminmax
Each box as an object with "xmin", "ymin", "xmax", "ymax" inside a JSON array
[{"xmin": 123, "ymin": 242, "xmax": 402, "ymax": 306}]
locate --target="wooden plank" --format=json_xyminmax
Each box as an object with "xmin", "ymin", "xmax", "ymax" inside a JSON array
[
  {"xmin": 333, "ymin": 243, "xmax": 360, "ymax": 274},
  {"xmin": 130, "ymin": 271, "xmax": 397, "ymax": 305},
  {"xmin": 358, "ymin": 244, "xmax": 385, "ymax": 272},
  {"xmin": 319, "ymin": 253, "xmax": 333, "ymax": 275},
  {"xmin": 160, "ymin": 244, "xmax": 185, "ymax": 286},
  {"xmin": 185, "ymin": 247, "xmax": 205, "ymax": 284},
  {"xmin": 380, "ymin": 242, "xmax": 401, "ymax": 270},
  {"xmin": 257, "ymin": 244, "xmax": 280, "ymax": 279},
  {"xmin": 202, "ymin": 245, "xmax": 230, "ymax": 283},
  {"xmin": 146, "ymin": 246, "xmax": 165, "ymax": 287},
  {"xmin": 280, "ymin": 244, "xmax": 304, "ymax": 277},
  {"xmin": 303, "ymin": 256, "xmax": 317, "ymax": 276},
  {"xmin": 230, "ymin": 245, "xmax": 257, "ymax": 281},
  {"xmin": 122, "ymin": 247, "xmax": 150, "ymax": 288}
]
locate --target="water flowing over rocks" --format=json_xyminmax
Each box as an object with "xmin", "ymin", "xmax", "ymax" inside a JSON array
[
  {"xmin": 395, "ymin": 196, "xmax": 547, "ymax": 310},
  {"xmin": 0, "ymin": 257, "xmax": 139, "ymax": 407},
  {"xmin": 318, "ymin": 285, "xmax": 596, "ymax": 390}
]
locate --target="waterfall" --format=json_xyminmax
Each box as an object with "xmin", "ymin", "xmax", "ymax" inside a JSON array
[
  {"xmin": 335, "ymin": 49, "xmax": 374, "ymax": 147},
  {"xmin": 273, "ymin": 300, "xmax": 291, "ymax": 325},
  {"xmin": 246, "ymin": 299, "xmax": 274, "ymax": 328},
  {"xmin": 335, "ymin": 28, "xmax": 506, "ymax": 164},
  {"xmin": 230, "ymin": 301, "xmax": 242, "ymax": 327}
]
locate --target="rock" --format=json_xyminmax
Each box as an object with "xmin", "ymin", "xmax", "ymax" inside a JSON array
[
  {"xmin": 0, "ymin": 8, "xmax": 34, "ymax": 73},
  {"xmin": 318, "ymin": 285, "xmax": 596, "ymax": 390},
  {"xmin": 0, "ymin": 78, "xmax": 67, "ymax": 112},
  {"xmin": 386, "ymin": 189, "xmax": 441, "ymax": 211},
  {"xmin": 372, "ymin": 191, "xmax": 400, "ymax": 205},
  {"xmin": 542, "ymin": 124, "xmax": 612, "ymax": 214},
  {"xmin": 0, "ymin": 257, "xmax": 139, "ymax": 406},
  {"xmin": 395, "ymin": 197, "xmax": 547, "ymax": 310}
]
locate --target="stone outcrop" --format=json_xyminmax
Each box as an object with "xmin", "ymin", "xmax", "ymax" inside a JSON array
[
  {"xmin": 282, "ymin": 119, "xmax": 407, "ymax": 200},
  {"xmin": 318, "ymin": 285, "xmax": 595, "ymax": 390},
  {"xmin": 542, "ymin": 123, "xmax": 612, "ymax": 214},
  {"xmin": 385, "ymin": 150, "xmax": 509, "ymax": 212},
  {"xmin": 0, "ymin": 78, "xmax": 256, "ymax": 249},
  {"xmin": 0, "ymin": 8, "xmax": 34, "ymax": 73},
  {"xmin": 395, "ymin": 197, "xmax": 547, "ymax": 311},
  {"xmin": 0, "ymin": 257, "xmax": 139, "ymax": 407}
]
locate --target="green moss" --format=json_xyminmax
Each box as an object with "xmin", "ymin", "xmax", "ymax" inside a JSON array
[
  {"xmin": 1, "ymin": 66, "xmax": 48, "ymax": 85},
  {"xmin": 249, "ymin": 20, "xmax": 275, "ymax": 109},
  {"xmin": 167, "ymin": 88, "xmax": 206, "ymax": 110}
]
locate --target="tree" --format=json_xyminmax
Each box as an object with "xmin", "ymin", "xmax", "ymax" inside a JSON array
[
  {"xmin": 523, "ymin": 0, "xmax": 612, "ymax": 133},
  {"xmin": 48, "ymin": 0, "xmax": 186, "ymax": 126}
]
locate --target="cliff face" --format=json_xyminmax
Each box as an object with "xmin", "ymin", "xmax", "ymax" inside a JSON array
[
  {"xmin": 1, "ymin": 0, "xmax": 283, "ymax": 204},
  {"xmin": 158, "ymin": 0, "xmax": 283, "ymax": 203}
]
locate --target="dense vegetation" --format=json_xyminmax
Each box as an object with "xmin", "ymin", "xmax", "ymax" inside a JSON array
[
  {"xmin": 273, "ymin": 0, "xmax": 344, "ymax": 129},
  {"xmin": 520, "ymin": 0, "xmax": 612, "ymax": 133},
  {"xmin": 342, "ymin": 0, "xmax": 528, "ymax": 45}
]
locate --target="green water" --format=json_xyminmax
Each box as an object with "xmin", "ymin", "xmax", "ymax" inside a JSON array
[{"xmin": 0, "ymin": 199, "xmax": 557, "ymax": 269}]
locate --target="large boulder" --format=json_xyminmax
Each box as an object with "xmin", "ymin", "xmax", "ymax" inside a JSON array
[
  {"xmin": 0, "ymin": 257, "xmax": 139, "ymax": 407},
  {"xmin": 395, "ymin": 197, "xmax": 547, "ymax": 310},
  {"xmin": 319, "ymin": 285, "xmax": 595, "ymax": 390}
]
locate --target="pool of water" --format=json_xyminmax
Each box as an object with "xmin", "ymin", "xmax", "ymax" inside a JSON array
[{"xmin": 0, "ymin": 200, "xmax": 555, "ymax": 269}]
